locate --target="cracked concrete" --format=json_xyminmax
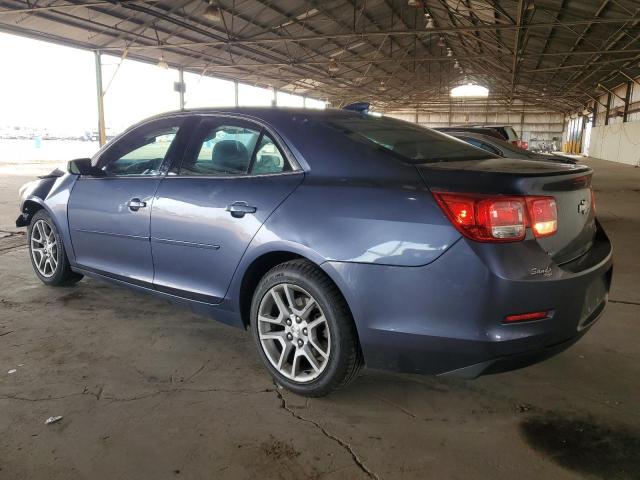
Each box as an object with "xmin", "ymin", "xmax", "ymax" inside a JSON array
[
  {"xmin": 1, "ymin": 157, "xmax": 639, "ymax": 479},
  {"xmin": 274, "ymin": 383, "xmax": 380, "ymax": 480}
]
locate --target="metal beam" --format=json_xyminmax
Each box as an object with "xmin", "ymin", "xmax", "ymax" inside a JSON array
[
  {"xmin": 0, "ymin": 1, "xmax": 160, "ymax": 15},
  {"xmin": 90, "ymin": 18, "xmax": 640, "ymax": 52},
  {"xmin": 623, "ymin": 80, "xmax": 632, "ymax": 122}
]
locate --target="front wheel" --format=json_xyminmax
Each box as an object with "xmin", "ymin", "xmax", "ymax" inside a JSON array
[
  {"xmin": 250, "ymin": 260, "xmax": 362, "ymax": 397},
  {"xmin": 28, "ymin": 210, "xmax": 83, "ymax": 286}
]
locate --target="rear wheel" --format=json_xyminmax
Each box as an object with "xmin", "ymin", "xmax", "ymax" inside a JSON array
[
  {"xmin": 250, "ymin": 259, "xmax": 362, "ymax": 396},
  {"xmin": 28, "ymin": 210, "xmax": 83, "ymax": 286}
]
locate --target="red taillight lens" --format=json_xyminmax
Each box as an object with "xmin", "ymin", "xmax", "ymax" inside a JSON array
[
  {"xmin": 504, "ymin": 311, "xmax": 551, "ymax": 323},
  {"xmin": 433, "ymin": 192, "xmax": 558, "ymax": 243},
  {"xmin": 433, "ymin": 193, "xmax": 526, "ymax": 242},
  {"xmin": 526, "ymin": 197, "xmax": 557, "ymax": 238}
]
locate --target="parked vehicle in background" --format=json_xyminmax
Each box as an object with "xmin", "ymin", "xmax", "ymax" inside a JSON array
[
  {"xmin": 17, "ymin": 108, "xmax": 611, "ymax": 397},
  {"xmin": 445, "ymin": 131, "xmax": 576, "ymax": 164},
  {"xmin": 437, "ymin": 124, "xmax": 528, "ymax": 150}
]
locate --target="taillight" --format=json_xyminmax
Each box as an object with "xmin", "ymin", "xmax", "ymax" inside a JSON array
[
  {"xmin": 433, "ymin": 192, "xmax": 558, "ymax": 243},
  {"xmin": 526, "ymin": 197, "xmax": 557, "ymax": 238},
  {"xmin": 433, "ymin": 193, "xmax": 526, "ymax": 242}
]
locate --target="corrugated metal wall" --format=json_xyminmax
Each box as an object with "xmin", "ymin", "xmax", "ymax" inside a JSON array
[
  {"xmin": 584, "ymin": 73, "xmax": 640, "ymax": 166},
  {"xmin": 385, "ymin": 100, "xmax": 565, "ymax": 152}
]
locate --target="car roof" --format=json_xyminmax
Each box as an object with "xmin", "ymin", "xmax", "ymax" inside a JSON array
[{"xmin": 145, "ymin": 106, "xmax": 359, "ymax": 125}]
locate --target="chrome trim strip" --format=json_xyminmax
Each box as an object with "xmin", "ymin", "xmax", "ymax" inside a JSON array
[
  {"xmin": 151, "ymin": 237, "xmax": 220, "ymax": 250},
  {"xmin": 74, "ymin": 229, "xmax": 149, "ymax": 241}
]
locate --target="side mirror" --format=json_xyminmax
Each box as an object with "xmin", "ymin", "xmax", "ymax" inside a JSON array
[{"xmin": 67, "ymin": 158, "xmax": 103, "ymax": 176}]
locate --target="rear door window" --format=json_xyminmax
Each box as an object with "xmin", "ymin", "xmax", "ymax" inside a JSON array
[{"xmin": 181, "ymin": 124, "xmax": 260, "ymax": 176}]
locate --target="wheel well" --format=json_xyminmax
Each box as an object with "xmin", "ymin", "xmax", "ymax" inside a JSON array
[
  {"xmin": 239, "ymin": 251, "xmax": 304, "ymax": 328},
  {"xmin": 19, "ymin": 200, "xmax": 44, "ymax": 226}
]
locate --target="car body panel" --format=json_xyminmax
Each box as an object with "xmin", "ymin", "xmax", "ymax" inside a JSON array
[
  {"xmin": 68, "ymin": 177, "xmax": 161, "ymax": 284},
  {"xmin": 324, "ymin": 222, "xmax": 611, "ymax": 375},
  {"xmin": 260, "ymin": 177, "xmax": 460, "ymax": 266},
  {"xmin": 150, "ymin": 172, "xmax": 304, "ymax": 303}
]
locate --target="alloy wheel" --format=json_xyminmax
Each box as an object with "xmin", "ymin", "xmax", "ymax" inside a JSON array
[
  {"xmin": 30, "ymin": 219, "xmax": 58, "ymax": 278},
  {"xmin": 257, "ymin": 283, "xmax": 331, "ymax": 382}
]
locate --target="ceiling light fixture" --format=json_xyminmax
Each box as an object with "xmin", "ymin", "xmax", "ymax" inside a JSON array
[
  {"xmin": 447, "ymin": 48, "xmax": 453, "ymax": 57},
  {"xmin": 438, "ymin": 36, "xmax": 446, "ymax": 47},
  {"xmin": 328, "ymin": 60, "xmax": 339, "ymax": 73},
  {"xmin": 157, "ymin": 55, "xmax": 169, "ymax": 69},
  {"xmin": 425, "ymin": 14, "xmax": 434, "ymax": 29},
  {"xmin": 202, "ymin": 1, "xmax": 222, "ymax": 23}
]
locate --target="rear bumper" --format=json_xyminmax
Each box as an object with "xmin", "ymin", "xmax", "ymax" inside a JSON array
[{"xmin": 323, "ymin": 222, "xmax": 612, "ymax": 377}]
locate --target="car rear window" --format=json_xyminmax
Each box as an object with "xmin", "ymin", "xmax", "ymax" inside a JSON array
[{"xmin": 325, "ymin": 114, "xmax": 495, "ymax": 163}]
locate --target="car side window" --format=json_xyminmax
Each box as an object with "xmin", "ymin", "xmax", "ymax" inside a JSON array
[
  {"xmin": 180, "ymin": 125, "xmax": 260, "ymax": 176},
  {"xmin": 251, "ymin": 133, "xmax": 289, "ymax": 175},
  {"xmin": 100, "ymin": 124, "xmax": 180, "ymax": 176}
]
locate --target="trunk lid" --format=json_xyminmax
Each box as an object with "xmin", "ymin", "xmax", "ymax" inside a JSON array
[{"xmin": 417, "ymin": 158, "xmax": 597, "ymax": 264}]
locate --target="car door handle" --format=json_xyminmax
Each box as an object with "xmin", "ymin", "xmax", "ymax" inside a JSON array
[
  {"xmin": 128, "ymin": 198, "xmax": 147, "ymax": 211},
  {"xmin": 226, "ymin": 201, "xmax": 257, "ymax": 218}
]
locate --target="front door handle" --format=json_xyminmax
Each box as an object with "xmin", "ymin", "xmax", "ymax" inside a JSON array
[
  {"xmin": 128, "ymin": 198, "xmax": 147, "ymax": 211},
  {"xmin": 226, "ymin": 201, "xmax": 257, "ymax": 218}
]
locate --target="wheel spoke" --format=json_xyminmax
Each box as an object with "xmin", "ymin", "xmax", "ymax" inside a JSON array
[
  {"xmin": 277, "ymin": 342, "xmax": 294, "ymax": 370},
  {"xmin": 258, "ymin": 314, "xmax": 283, "ymax": 325},
  {"xmin": 307, "ymin": 315, "xmax": 326, "ymax": 330},
  {"xmin": 308, "ymin": 337, "xmax": 329, "ymax": 359},
  {"xmin": 299, "ymin": 298, "xmax": 317, "ymax": 319},
  {"xmin": 50, "ymin": 254, "xmax": 58, "ymax": 269},
  {"xmin": 36, "ymin": 221, "xmax": 45, "ymax": 241},
  {"xmin": 271, "ymin": 289, "xmax": 290, "ymax": 317},
  {"xmin": 291, "ymin": 349, "xmax": 303, "ymax": 378},
  {"xmin": 259, "ymin": 330, "xmax": 287, "ymax": 343},
  {"xmin": 300, "ymin": 345, "xmax": 321, "ymax": 373},
  {"xmin": 283, "ymin": 284, "xmax": 296, "ymax": 311}
]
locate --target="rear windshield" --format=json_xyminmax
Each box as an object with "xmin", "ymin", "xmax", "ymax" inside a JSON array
[{"xmin": 324, "ymin": 114, "xmax": 496, "ymax": 163}]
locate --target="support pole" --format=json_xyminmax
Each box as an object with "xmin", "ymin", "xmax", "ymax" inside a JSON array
[
  {"xmin": 604, "ymin": 92, "xmax": 612, "ymax": 126},
  {"xmin": 178, "ymin": 67, "xmax": 185, "ymax": 110},
  {"xmin": 623, "ymin": 80, "xmax": 632, "ymax": 123},
  {"xmin": 234, "ymin": 80, "xmax": 239, "ymax": 107},
  {"xmin": 94, "ymin": 51, "xmax": 106, "ymax": 146}
]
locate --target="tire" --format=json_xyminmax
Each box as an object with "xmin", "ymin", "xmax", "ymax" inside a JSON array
[
  {"xmin": 27, "ymin": 210, "xmax": 83, "ymax": 287},
  {"xmin": 250, "ymin": 259, "xmax": 362, "ymax": 397}
]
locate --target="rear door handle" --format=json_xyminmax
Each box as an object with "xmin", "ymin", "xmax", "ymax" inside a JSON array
[
  {"xmin": 226, "ymin": 201, "xmax": 257, "ymax": 218},
  {"xmin": 128, "ymin": 198, "xmax": 147, "ymax": 211}
]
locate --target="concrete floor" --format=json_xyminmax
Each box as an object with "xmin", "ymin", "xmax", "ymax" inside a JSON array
[{"xmin": 0, "ymin": 158, "xmax": 638, "ymax": 480}]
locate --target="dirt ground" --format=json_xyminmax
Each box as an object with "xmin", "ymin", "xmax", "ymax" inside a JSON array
[{"xmin": 0, "ymin": 158, "xmax": 638, "ymax": 480}]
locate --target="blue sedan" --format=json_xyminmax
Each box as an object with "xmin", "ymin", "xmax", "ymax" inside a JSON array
[{"xmin": 17, "ymin": 108, "xmax": 612, "ymax": 396}]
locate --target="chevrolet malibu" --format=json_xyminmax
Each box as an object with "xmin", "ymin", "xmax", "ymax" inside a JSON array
[{"xmin": 17, "ymin": 108, "xmax": 612, "ymax": 396}]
